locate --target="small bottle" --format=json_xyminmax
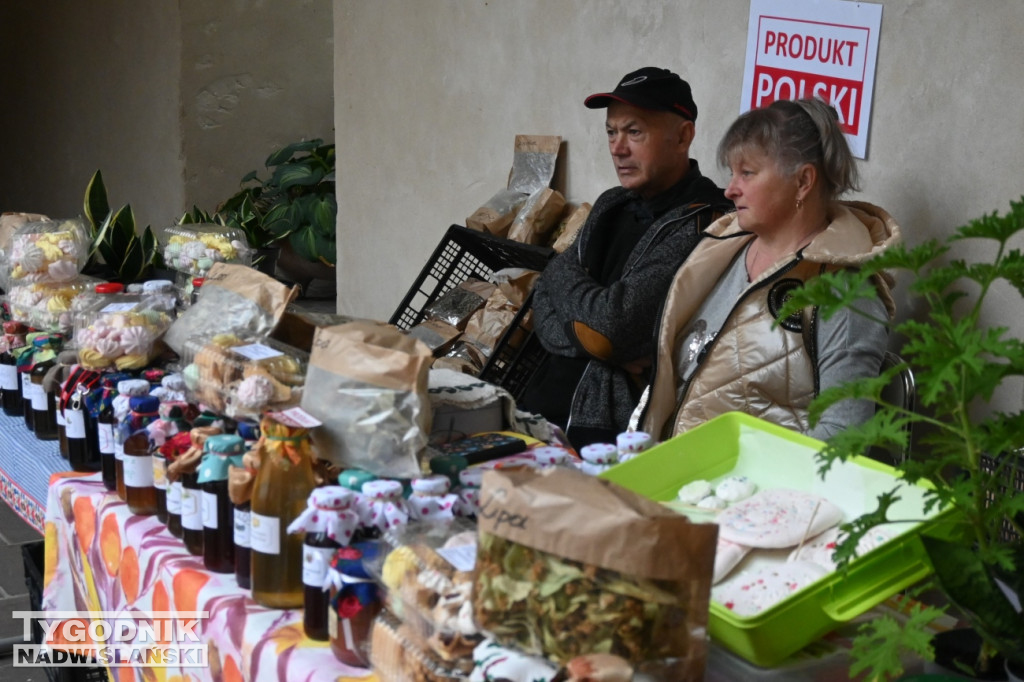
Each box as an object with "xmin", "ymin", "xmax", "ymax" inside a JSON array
[
  {"xmin": 97, "ymin": 402, "xmax": 118, "ymax": 492},
  {"xmin": 233, "ymin": 420, "xmax": 260, "ymax": 590},
  {"xmin": 287, "ymin": 487, "xmax": 361, "ymax": 640},
  {"xmin": 326, "ymin": 542, "xmax": 383, "ymax": 668},
  {"xmin": 123, "ymin": 395, "xmax": 160, "ymax": 515},
  {"xmin": 20, "ymin": 365, "xmax": 34, "ymax": 431},
  {"xmin": 166, "ymin": 477, "xmax": 184, "ymax": 538},
  {"xmin": 29, "ymin": 337, "xmax": 60, "ymax": 441},
  {"xmin": 181, "ymin": 472, "xmax": 204, "ymax": 555},
  {"xmin": 56, "ymin": 382, "xmax": 68, "ymax": 459},
  {"xmin": 154, "ymin": 431, "xmax": 191, "ymax": 525},
  {"xmin": 0, "ymin": 323, "xmax": 27, "ymax": 417},
  {"xmin": 66, "ymin": 385, "xmax": 99, "ymax": 472},
  {"xmin": 199, "ymin": 434, "xmax": 246, "ymax": 574},
  {"xmin": 250, "ymin": 415, "xmax": 317, "ymax": 609}
]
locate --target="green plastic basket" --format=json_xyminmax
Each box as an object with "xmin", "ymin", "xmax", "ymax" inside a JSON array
[{"xmin": 600, "ymin": 412, "xmax": 955, "ymax": 668}]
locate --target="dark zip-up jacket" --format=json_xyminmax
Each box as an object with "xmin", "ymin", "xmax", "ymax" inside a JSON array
[{"xmin": 523, "ymin": 163, "xmax": 730, "ymax": 444}]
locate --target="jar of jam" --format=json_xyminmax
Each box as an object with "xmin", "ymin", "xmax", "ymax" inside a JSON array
[
  {"xmin": 114, "ymin": 379, "xmax": 156, "ymax": 500},
  {"xmin": 168, "ymin": 426, "xmax": 221, "ymax": 554},
  {"xmin": 326, "ymin": 542, "xmax": 383, "ymax": 668},
  {"xmin": 406, "ymin": 475, "xmax": 460, "ymax": 522},
  {"xmin": 66, "ymin": 383, "xmax": 101, "ymax": 472},
  {"xmin": 233, "ymin": 420, "xmax": 260, "ymax": 590},
  {"xmin": 355, "ymin": 480, "xmax": 411, "ymax": 539},
  {"xmin": 286, "ymin": 487, "xmax": 361, "ymax": 640},
  {"xmin": 122, "ymin": 395, "xmax": 160, "ymax": 514},
  {"xmin": 28, "ymin": 335, "xmax": 61, "ymax": 440},
  {"xmin": 198, "ymin": 434, "xmax": 246, "ymax": 574}
]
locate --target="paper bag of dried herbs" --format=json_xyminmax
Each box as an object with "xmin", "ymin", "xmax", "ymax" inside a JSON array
[{"xmin": 472, "ymin": 466, "xmax": 718, "ymax": 680}]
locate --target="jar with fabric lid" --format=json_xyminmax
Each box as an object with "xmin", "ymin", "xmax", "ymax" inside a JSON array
[
  {"xmin": 336, "ymin": 468, "xmax": 376, "ymax": 493},
  {"xmin": 355, "ymin": 480, "xmax": 410, "ymax": 539},
  {"xmin": 286, "ymin": 486, "xmax": 361, "ymax": 640},
  {"xmin": 578, "ymin": 442, "xmax": 618, "ymax": 476},
  {"xmin": 530, "ymin": 445, "xmax": 575, "ymax": 468},
  {"xmin": 616, "ymin": 431, "xmax": 652, "ymax": 463},
  {"xmin": 0, "ymin": 322, "xmax": 28, "ymax": 417},
  {"xmin": 168, "ymin": 426, "xmax": 220, "ymax": 556},
  {"xmin": 49, "ymin": 351, "xmax": 80, "ymax": 459},
  {"xmin": 27, "ymin": 334, "xmax": 63, "ymax": 440},
  {"xmin": 407, "ymin": 475, "xmax": 459, "ymax": 522},
  {"xmin": 114, "ymin": 378, "xmax": 156, "ymax": 500},
  {"xmin": 149, "ymin": 403, "xmax": 191, "ymax": 523},
  {"xmin": 454, "ymin": 467, "xmax": 484, "ymax": 518},
  {"xmin": 198, "ymin": 434, "xmax": 246, "ymax": 573},
  {"xmin": 325, "ymin": 542, "xmax": 383, "ymax": 668},
  {"xmin": 122, "ymin": 395, "xmax": 160, "ymax": 515},
  {"xmin": 249, "ymin": 414, "xmax": 317, "ymax": 609}
]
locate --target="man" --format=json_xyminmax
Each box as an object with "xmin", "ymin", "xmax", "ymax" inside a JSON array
[{"xmin": 521, "ymin": 66, "xmax": 732, "ymax": 448}]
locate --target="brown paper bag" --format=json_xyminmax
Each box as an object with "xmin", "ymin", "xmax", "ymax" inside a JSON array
[
  {"xmin": 551, "ymin": 202, "xmax": 591, "ymax": 253},
  {"xmin": 300, "ymin": 321, "xmax": 433, "ymax": 476},
  {"xmin": 473, "ymin": 467, "xmax": 717, "ymax": 679},
  {"xmin": 462, "ymin": 287, "xmax": 520, "ymax": 357},
  {"xmin": 507, "ymin": 187, "xmax": 567, "ymax": 245},
  {"xmin": 466, "ymin": 189, "xmax": 528, "ymax": 237}
]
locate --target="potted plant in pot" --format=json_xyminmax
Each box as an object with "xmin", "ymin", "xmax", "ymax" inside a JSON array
[
  {"xmin": 82, "ymin": 170, "xmax": 161, "ymax": 284},
  {"xmin": 778, "ymin": 197, "xmax": 1024, "ymax": 680},
  {"xmin": 215, "ymin": 137, "xmax": 337, "ymax": 295}
]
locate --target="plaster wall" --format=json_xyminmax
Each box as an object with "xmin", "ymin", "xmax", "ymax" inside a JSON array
[
  {"xmin": 333, "ymin": 0, "xmax": 1024, "ymax": 408},
  {"xmin": 0, "ymin": 1, "xmax": 184, "ymax": 229}
]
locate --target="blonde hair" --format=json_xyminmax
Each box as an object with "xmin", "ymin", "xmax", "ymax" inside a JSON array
[{"xmin": 717, "ymin": 98, "xmax": 859, "ymax": 200}]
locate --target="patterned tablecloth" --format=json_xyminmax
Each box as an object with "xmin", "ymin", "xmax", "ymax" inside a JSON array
[
  {"xmin": 43, "ymin": 471, "xmax": 380, "ymax": 682},
  {"xmin": 0, "ymin": 408, "xmax": 68, "ymax": 533}
]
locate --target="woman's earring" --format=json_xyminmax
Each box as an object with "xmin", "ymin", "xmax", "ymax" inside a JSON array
[{"xmin": 796, "ymin": 198, "xmax": 804, "ymax": 210}]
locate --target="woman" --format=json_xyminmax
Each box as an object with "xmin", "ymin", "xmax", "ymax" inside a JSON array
[{"xmin": 632, "ymin": 98, "xmax": 900, "ymax": 441}]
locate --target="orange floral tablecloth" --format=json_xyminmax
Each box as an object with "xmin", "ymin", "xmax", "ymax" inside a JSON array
[{"xmin": 43, "ymin": 471, "xmax": 379, "ymax": 682}]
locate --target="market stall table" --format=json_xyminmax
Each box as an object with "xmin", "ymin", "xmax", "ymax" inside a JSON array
[
  {"xmin": 0, "ymin": 408, "xmax": 67, "ymax": 533},
  {"xmin": 42, "ymin": 471, "xmax": 379, "ymax": 682}
]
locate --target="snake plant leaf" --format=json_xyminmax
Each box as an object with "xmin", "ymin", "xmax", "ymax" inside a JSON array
[{"xmin": 83, "ymin": 170, "xmax": 110, "ymax": 234}]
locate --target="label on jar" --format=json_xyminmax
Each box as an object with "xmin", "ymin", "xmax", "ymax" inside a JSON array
[
  {"xmin": 152, "ymin": 457, "xmax": 167, "ymax": 491},
  {"xmin": 114, "ymin": 438, "xmax": 125, "ymax": 462},
  {"xmin": 98, "ymin": 422, "xmax": 115, "ymax": 455},
  {"xmin": 234, "ymin": 508, "xmax": 251, "ymax": 548},
  {"xmin": 20, "ymin": 374, "xmax": 30, "ymax": 399},
  {"xmin": 302, "ymin": 545, "xmax": 336, "ymax": 587},
  {"xmin": 65, "ymin": 408, "xmax": 87, "ymax": 439},
  {"xmin": 28, "ymin": 382, "xmax": 47, "ymax": 411},
  {"xmin": 0, "ymin": 364, "xmax": 17, "ymax": 390},
  {"xmin": 55, "ymin": 396, "xmax": 66, "ymax": 427},
  {"xmin": 231, "ymin": 343, "xmax": 284, "ymax": 361},
  {"xmin": 123, "ymin": 454, "xmax": 155, "ymax": 488},
  {"xmin": 181, "ymin": 487, "xmax": 203, "ymax": 531},
  {"xmin": 202, "ymin": 491, "xmax": 219, "ymax": 529},
  {"xmin": 167, "ymin": 481, "xmax": 182, "ymax": 514},
  {"xmin": 249, "ymin": 513, "xmax": 280, "ymax": 555}
]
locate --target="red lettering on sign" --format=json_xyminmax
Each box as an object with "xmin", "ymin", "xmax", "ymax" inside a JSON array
[
  {"xmin": 762, "ymin": 31, "xmax": 859, "ymax": 66},
  {"xmin": 751, "ymin": 66, "xmax": 861, "ymax": 135}
]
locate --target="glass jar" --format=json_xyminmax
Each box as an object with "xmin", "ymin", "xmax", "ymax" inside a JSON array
[
  {"xmin": 407, "ymin": 475, "xmax": 460, "ymax": 523},
  {"xmin": 114, "ymin": 379, "xmax": 156, "ymax": 501},
  {"xmin": 181, "ymin": 471, "xmax": 203, "ymax": 555},
  {"xmin": 66, "ymin": 384, "xmax": 100, "ymax": 472},
  {"xmin": 250, "ymin": 415, "xmax": 317, "ymax": 609},
  {"xmin": 97, "ymin": 402, "xmax": 118, "ymax": 492},
  {"xmin": 326, "ymin": 542, "xmax": 383, "ymax": 668},
  {"xmin": 169, "ymin": 425, "xmax": 220, "ymax": 554},
  {"xmin": 0, "ymin": 322, "xmax": 27, "ymax": 417},
  {"xmin": 166, "ymin": 478, "xmax": 183, "ymax": 538},
  {"xmin": 29, "ymin": 336, "xmax": 60, "ymax": 441},
  {"xmin": 198, "ymin": 434, "xmax": 245, "ymax": 574},
  {"xmin": 286, "ymin": 487, "xmax": 361, "ymax": 640},
  {"xmin": 356, "ymin": 480, "xmax": 411, "ymax": 539},
  {"xmin": 122, "ymin": 395, "xmax": 160, "ymax": 514},
  {"xmin": 233, "ymin": 419, "xmax": 260, "ymax": 590}
]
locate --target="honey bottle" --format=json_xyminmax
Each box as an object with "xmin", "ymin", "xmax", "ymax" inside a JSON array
[
  {"xmin": 114, "ymin": 379, "xmax": 156, "ymax": 501},
  {"xmin": 249, "ymin": 414, "xmax": 316, "ymax": 609},
  {"xmin": 123, "ymin": 395, "xmax": 161, "ymax": 515}
]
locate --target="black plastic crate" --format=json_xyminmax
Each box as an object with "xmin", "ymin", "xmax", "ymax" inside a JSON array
[
  {"xmin": 22, "ymin": 541, "xmax": 108, "ymax": 682},
  {"xmin": 390, "ymin": 225, "xmax": 555, "ymax": 398},
  {"xmin": 979, "ymin": 450, "xmax": 1024, "ymax": 543}
]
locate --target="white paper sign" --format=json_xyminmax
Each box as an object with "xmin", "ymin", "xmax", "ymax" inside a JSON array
[{"xmin": 741, "ymin": 0, "xmax": 882, "ymax": 158}]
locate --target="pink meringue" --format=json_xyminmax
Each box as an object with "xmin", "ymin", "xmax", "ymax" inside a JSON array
[
  {"xmin": 119, "ymin": 326, "xmax": 155, "ymax": 356},
  {"xmin": 236, "ymin": 375, "xmax": 274, "ymax": 408}
]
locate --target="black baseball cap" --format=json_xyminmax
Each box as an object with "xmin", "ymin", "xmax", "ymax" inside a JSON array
[{"xmin": 584, "ymin": 67, "xmax": 697, "ymax": 121}]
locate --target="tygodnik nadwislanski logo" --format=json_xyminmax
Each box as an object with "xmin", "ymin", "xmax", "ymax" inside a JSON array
[{"xmin": 12, "ymin": 610, "xmax": 209, "ymax": 668}]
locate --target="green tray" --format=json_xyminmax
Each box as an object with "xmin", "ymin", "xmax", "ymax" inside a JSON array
[{"xmin": 600, "ymin": 412, "xmax": 954, "ymax": 668}]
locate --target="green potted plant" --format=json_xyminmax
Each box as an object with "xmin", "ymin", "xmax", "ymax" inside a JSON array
[
  {"xmin": 778, "ymin": 197, "xmax": 1024, "ymax": 680},
  {"xmin": 82, "ymin": 170, "xmax": 161, "ymax": 284}
]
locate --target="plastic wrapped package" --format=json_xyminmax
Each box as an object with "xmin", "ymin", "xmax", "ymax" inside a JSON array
[
  {"xmin": 179, "ymin": 333, "xmax": 307, "ymax": 417},
  {"xmin": 2, "ymin": 218, "xmax": 90, "ymax": 288},
  {"xmin": 369, "ymin": 610, "xmax": 469, "ymax": 682},
  {"xmin": 73, "ymin": 293, "xmax": 175, "ymax": 370},
  {"xmin": 362, "ymin": 519, "xmax": 481, "ymax": 668},
  {"xmin": 159, "ymin": 224, "xmax": 252, "ymax": 277},
  {"xmin": 4, "ymin": 275, "xmax": 103, "ymax": 334}
]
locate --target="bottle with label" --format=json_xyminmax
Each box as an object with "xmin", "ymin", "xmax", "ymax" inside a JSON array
[
  {"xmin": 154, "ymin": 430, "xmax": 191, "ymax": 525},
  {"xmin": 250, "ymin": 414, "xmax": 317, "ymax": 609},
  {"xmin": 97, "ymin": 398, "xmax": 118, "ymax": 491},
  {"xmin": 50, "ymin": 350, "xmax": 80, "ymax": 459},
  {"xmin": 167, "ymin": 426, "xmax": 221, "ymax": 555},
  {"xmin": 325, "ymin": 542, "xmax": 383, "ymax": 667},
  {"xmin": 286, "ymin": 487, "xmax": 361, "ymax": 640},
  {"xmin": 198, "ymin": 434, "xmax": 245, "ymax": 574},
  {"xmin": 233, "ymin": 419, "xmax": 260, "ymax": 590},
  {"xmin": 114, "ymin": 379, "xmax": 157, "ymax": 501},
  {"xmin": 122, "ymin": 394, "xmax": 162, "ymax": 515},
  {"xmin": 0, "ymin": 323, "xmax": 27, "ymax": 417},
  {"xmin": 29, "ymin": 336, "xmax": 61, "ymax": 441},
  {"xmin": 66, "ymin": 384, "xmax": 97, "ymax": 472}
]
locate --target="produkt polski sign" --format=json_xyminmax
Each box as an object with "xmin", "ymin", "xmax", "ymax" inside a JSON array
[{"xmin": 740, "ymin": 0, "xmax": 882, "ymax": 158}]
